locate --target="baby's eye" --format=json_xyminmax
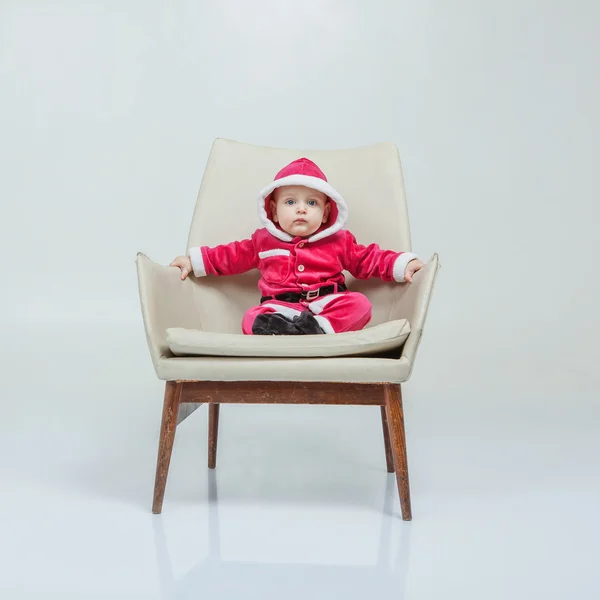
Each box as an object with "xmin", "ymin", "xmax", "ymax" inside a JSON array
[
  {"xmin": 285, "ymin": 199, "xmax": 295, "ymax": 205},
  {"xmin": 308, "ymin": 199, "xmax": 318, "ymax": 206}
]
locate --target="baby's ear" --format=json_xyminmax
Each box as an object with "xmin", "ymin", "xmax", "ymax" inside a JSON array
[
  {"xmin": 323, "ymin": 199, "xmax": 331, "ymax": 222},
  {"xmin": 270, "ymin": 199, "xmax": 278, "ymax": 222}
]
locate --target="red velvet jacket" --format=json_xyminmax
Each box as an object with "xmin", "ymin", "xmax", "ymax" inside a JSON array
[
  {"xmin": 189, "ymin": 227, "xmax": 416, "ymax": 298},
  {"xmin": 188, "ymin": 157, "xmax": 417, "ymax": 298}
]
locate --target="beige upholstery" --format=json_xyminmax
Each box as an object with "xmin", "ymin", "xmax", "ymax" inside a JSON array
[
  {"xmin": 166, "ymin": 319, "xmax": 410, "ymax": 358},
  {"xmin": 136, "ymin": 138, "xmax": 440, "ymax": 382}
]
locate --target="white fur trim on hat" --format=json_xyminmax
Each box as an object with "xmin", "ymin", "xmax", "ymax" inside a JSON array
[
  {"xmin": 392, "ymin": 252, "xmax": 419, "ymax": 282},
  {"xmin": 257, "ymin": 174, "xmax": 349, "ymax": 243}
]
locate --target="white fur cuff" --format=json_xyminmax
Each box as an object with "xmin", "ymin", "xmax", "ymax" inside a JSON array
[
  {"xmin": 188, "ymin": 247, "xmax": 207, "ymax": 277},
  {"xmin": 393, "ymin": 252, "xmax": 419, "ymax": 282}
]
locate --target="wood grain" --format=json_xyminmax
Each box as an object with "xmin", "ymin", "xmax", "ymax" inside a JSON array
[
  {"xmin": 152, "ymin": 380, "xmax": 413, "ymax": 519},
  {"xmin": 152, "ymin": 381, "xmax": 183, "ymax": 514},
  {"xmin": 384, "ymin": 384, "xmax": 412, "ymax": 521},
  {"xmin": 208, "ymin": 404, "xmax": 220, "ymax": 469},
  {"xmin": 179, "ymin": 381, "xmax": 384, "ymax": 406},
  {"xmin": 380, "ymin": 405, "xmax": 395, "ymax": 473}
]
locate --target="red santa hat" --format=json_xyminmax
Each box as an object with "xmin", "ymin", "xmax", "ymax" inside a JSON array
[{"xmin": 258, "ymin": 158, "xmax": 349, "ymax": 243}]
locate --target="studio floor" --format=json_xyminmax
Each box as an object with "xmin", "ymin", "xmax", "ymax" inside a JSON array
[{"xmin": 1, "ymin": 324, "xmax": 599, "ymax": 599}]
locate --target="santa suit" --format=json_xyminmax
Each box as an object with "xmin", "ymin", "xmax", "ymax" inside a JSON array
[{"xmin": 188, "ymin": 158, "xmax": 418, "ymax": 335}]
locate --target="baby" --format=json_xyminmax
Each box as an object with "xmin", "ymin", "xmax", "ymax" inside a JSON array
[{"xmin": 170, "ymin": 157, "xmax": 424, "ymax": 335}]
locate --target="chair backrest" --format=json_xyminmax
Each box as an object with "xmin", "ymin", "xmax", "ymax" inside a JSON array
[{"xmin": 187, "ymin": 138, "xmax": 413, "ymax": 333}]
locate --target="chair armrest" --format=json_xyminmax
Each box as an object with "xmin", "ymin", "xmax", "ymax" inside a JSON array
[
  {"xmin": 390, "ymin": 253, "xmax": 441, "ymax": 375},
  {"xmin": 136, "ymin": 252, "xmax": 204, "ymax": 370}
]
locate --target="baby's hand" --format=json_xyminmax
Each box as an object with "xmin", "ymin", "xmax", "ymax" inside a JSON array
[
  {"xmin": 169, "ymin": 255, "xmax": 193, "ymax": 280},
  {"xmin": 404, "ymin": 258, "xmax": 425, "ymax": 283}
]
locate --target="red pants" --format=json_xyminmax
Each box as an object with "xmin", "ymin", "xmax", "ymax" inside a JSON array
[{"xmin": 242, "ymin": 291, "xmax": 372, "ymax": 335}]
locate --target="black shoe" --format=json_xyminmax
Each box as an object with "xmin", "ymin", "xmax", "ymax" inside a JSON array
[
  {"xmin": 293, "ymin": 311, "xmax": 325, "ymax": 335},
  {"xmin": 252, "ymin": 313, "xmax": 301, "ymax": 335}
]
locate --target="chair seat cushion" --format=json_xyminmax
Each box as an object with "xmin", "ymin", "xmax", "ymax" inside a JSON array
[{"xmin": 166, "ymin": 319, "xmax": 411, "ymax": 358}]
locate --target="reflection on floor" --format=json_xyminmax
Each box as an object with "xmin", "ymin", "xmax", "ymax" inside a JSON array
[
  {"xmin": 1, "ymin": 325, "xmax": 599, "ymax": 599},
  {"xmin": 154, "ymin": 473, "xmax": 410, "ymax": 599}
]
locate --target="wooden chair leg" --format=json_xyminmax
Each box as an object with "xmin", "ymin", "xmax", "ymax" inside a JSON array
[
  {"xmin": 208, "ymin": 403, "xmax": 220, "ymax": 469},
  {"xmin": 152, "ymin": 381, "xmax": 183, "ymax": 514},
  {"xmin": 384, "ymin": 384, "xmax": 412, "ymax": 521},
  {"xmin": 380, "ymin": 406, "xmax": 395, "ymax": 473}
]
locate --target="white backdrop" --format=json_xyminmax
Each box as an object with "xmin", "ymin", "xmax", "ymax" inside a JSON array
[
  {"xmin": 2, "ymin": 2, "xmax": 600, "ymax": 597},
  {"xmin": 2, "ymin": 0, "xmax": 598, "ymax": 384}
]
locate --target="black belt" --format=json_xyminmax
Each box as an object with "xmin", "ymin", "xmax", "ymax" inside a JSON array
[{"xmin": 261, "ymin": 283, "xmax": 347, "ymax": 304}]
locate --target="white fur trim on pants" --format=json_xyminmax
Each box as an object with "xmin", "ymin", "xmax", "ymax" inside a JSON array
[
  {"xmin": 307, "ymin": 293, "xmax": 344, "ymax": 314},
  {"xmin": 261, "ymin": 300, "xmax": 336, "ymax": 333},
  {"xmin": 188, "ymin": 247, "xmax": 207, "ymax": 277},
  {"xmin": 313, "ymin": 315, "xmax": 335, "ymax": 334},
  {"xmin": 260, "ymin": 303, "xmax": 303, "ymax": 320},
  {"xmin": 392, "ymin": 252, "xmax": 419, "ymax": 282}
]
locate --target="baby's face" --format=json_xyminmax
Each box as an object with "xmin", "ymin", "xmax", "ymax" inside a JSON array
[{"xmin": 271, "ymin": 185, "xmax": 330, "ymax": 238}]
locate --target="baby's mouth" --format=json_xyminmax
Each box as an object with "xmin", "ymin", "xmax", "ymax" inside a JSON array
[{"xmin": 294, "ymin": 218, "xmax": 307, "ymax": 223}]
